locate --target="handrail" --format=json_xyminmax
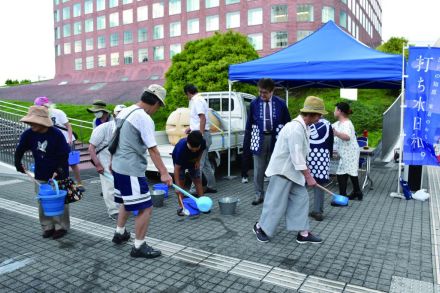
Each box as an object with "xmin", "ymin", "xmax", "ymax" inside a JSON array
[
  {"xmin": 382, "ymin": 93, "xmax": 402, "ymax": 115},
  {"xmin": 0, "ymin": 100, "xmax": 29, "ymax": 109}
]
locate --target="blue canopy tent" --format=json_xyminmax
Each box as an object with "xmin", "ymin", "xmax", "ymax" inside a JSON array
[{"xmin": 223, "ymin": 21, "xmax": 403, "ymax": 178}]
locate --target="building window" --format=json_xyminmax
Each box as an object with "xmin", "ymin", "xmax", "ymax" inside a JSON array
[
  {"xmin": 110, "ymin": 33, "xmax": 119, "ymax": 46},
  {"xmin": 73, "ymin": 3, "xmax": 81, "ymax": 17},
  {"xmin": 152, "ymin": 2, "xmax": 164, "ymax": 18},
  {"xmin": 54, "ymin": 10, "xmax": 60, "ymax": 22},
  {"xmin": 123, "ymin": 31, "xmax": 133, "ymax": 44},
  {"xmin": 97, "ymin": 0, "xmax": 105, "ymax": 11},
  {"xmin": 55, "ymin": 27, "xmax": 60, "ymax": 39},
  {"xmin": 97, "ymin": 36, "xmax": 105, "ymax": 48},
  {"xmin": 123, "ymin": 0, "xmax": 132, "ymax": 4},
  {"xmin": 86, "ymin": 38, "xmax": 94, "ymax": 50},
  {"xmin": 86, "ymin": 56, "xmax": 94, "ymax": 69},
  {"xmin": 153, "ymin": 24, "xmax": 164, "ymax": 39},
  {"xmin": 169, "ymin": 21, "xmax": 181, "ymax": 37},
  {"xmin": 271, "ymin": 5, "xmax": 287, "ymax": 23},
  {"xmin": 109, "ymin": 12, "xmax": 119, "ymax": 27},
  {"xmin": 341, "ymin": 0, "xmax": 347, "ymax": 4},
  {"xmin": 63, "ymin": 24, "xmax": 71, "ymax": 37},
  {"xmin": 111, "ymin": 52, "xmax": 120, "ymax": 66},
  {"xmin": 138, "ymin": 48, "xmax": 148, "ymax": 63},
  {"xmin": 124, "ymin": 51, "xmax": 133, "ymax": 64},
  {"xmin": 340, "ymin": 10, "xmax": 347, "ymax": 28},
  {"xmin": 64, "ymin": 42, "xmax": 71, "ymax": 54},
  {"xmin": 138, "ymin": 28, "xmax": 147, "ymax": 42},
  {"xmin": 248, "ymin": 33, "xmax": 262, "ymax": 50},
  {"xmin": 248, "ymin": 8, "xmax": 262, "ymax": 26},
  {"xmin": 74, "ymin": 58, "xmax": 82, "ymax": 70},
  {"xmin": 297, "ymin": 4, "xmax": 313, "ymax": 22},
  {"xmin": 85, "ymin": 19, "xmax": 94, "ymax": 33},
  {"xmin": 322, "ymin": 6, "xmax": 335, "ymax": 23},
  {"xmin": 206, "ymin": 15, "xmax": 219, "ymax": 31},
  {"xmin": 205, "ymin": 0, "xmax": 218, "ymax": 8},
  {"xmin": 153, "ymin": 46, "xmax": 164, "ymax": 60},
  {"xmin": 169, "ymin": 0, "xmax": 181, "ymax": 15},
  {"xmin": 97, "ymin": 15, "xmax": 106, "ymax": 30},
  {"xmin": 297, "ymin": 30, "xmax": 313, "ymax": 41},
  {"xmin": 226, "ymin": 11, "xmax": 240, "ymax": 29},
  {"xmin": 73, "ymin": 21, "xmax": 82, "ymax": 35},
  {"xmin": 170, "ymin": 44, "xmax": 181, "ymax": 58},
  {"xmin": 187, "ymin": 18, "xmax": 199, "ymax": 34},
  {"xmin": 121, "ymin": 9, "xmax": 132, "ymax": 24},
  {"xmin": 187, "ymin": 0, "xmax": 199, "ymax": 11},
  {"xmin": 62, "ymin": 7, "xmax": 70, "ymax": 20},
  {"xmin": 271, "ymin": 31, "xmax": 288, "ymax": 48},
  {"xmin": 56, "ymin": 44, "xmax": 61, "ymax": 56},
  {"xmin": 137, "ymin": 6, "xmax": 148, "ymax": 21},
  {"xmin": 85, "ymin": 0, "xmax": 93, "ymax": 14},
  {"xmin": 98, "ymin": 54, "xmax": 106, "ymax": 67},
  {"xmin": 225, "ymin": 0, "xmax": 239, "ymax": 4},
  {"xmin": 74, "ymin": 40, "xmax": 82, "ymax": 52},
  {"xmin": 109, "ymin": 0, "xmax": 118, "ymax": 8}
]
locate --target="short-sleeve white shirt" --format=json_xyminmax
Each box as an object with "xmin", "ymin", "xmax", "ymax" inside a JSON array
[{"xmin": 189, "ymin": 94, "xmax": 210, "ymax": 131}]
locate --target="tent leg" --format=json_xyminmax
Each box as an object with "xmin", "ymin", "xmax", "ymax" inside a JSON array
[
  {"xmin": 285, "ymin": 88, "xmax": 289, "ymax": 107},
  {"xmin": 224, "ymin": 80, "xmax": 236, "ymax": 180}
]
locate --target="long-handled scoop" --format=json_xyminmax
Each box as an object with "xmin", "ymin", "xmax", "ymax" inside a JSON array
[
  {"xmin": 316, "ymin": 184, "xmax": 349, "ymax": 206},
  {"xmin": 172, "ymin": 184, "xmax": 213, "ymax": 212},
  {"xmin": 25, "ymin": 170, "xmax": 40, "ymax": 186}
]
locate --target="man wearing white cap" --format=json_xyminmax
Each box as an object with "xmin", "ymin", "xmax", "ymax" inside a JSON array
[
  {"xmin": 111, "ymin": 84, "xmax": 172, "ymax": 259},
  {"xmin": 89, "ymin": 104, "xmax": 126, "ymax": 220}
]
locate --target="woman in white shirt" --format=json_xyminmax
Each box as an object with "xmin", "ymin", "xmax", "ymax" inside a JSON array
[{"xmin": 332, "ymin": 102, "xmax": 363, "ymax": 200}]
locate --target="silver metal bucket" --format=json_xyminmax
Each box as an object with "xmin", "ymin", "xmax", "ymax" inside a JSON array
[
  {"xmin": 218, "ymin": 197, "xmax": 239, "ymax": 215},
  {"xmin": 151, "ymin": 190, "xmax": 165, "ymax": 208}
]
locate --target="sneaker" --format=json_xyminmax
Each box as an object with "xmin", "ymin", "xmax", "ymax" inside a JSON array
[
  {"xmin": 177, "ymin": 208, "xmax": 186, "ymax": 217},
  {"xmin": 52, "ymin": 229, "xmax": 67, "ymax": 240},
  {"xmin": 130, "ymin": 242, "xmax": 162, "ymax": 258},
  {"xmin": 109, "ymin": 213, "xmax": 118, "ymax": 221},
  {"xmin": 296, "ymin": 232, "xmax": 322, "ymax": 244},
  {"xmin": 205, "ymin": 187, "xmax": 217, "ymax": 194},
  {"xmin": 253, "ymin": 222, "xmax": 269, "ymax": 243},
  {"xmin": 309, "ymin": 212, "xmax": 324, "ymax": 221},
  {"xmin": 112, "ymin": 230, "xmax": 130, "ymax": 244},
  {"xmin": 241, "ymin": 177, "xmax": 249, "ymax": 184},
  {"xmin": 77, "ymin": 184, "xmax": 86, "ymax": 192},
  {"xmin": 252, "ymin": 198, "xmax": 264, "ymax": 206},
  {"xmin": 42, "ymin": 229, "xmax": 55, "ymax": 238}
]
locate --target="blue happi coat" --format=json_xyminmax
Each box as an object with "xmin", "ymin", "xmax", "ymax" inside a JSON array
[
  {"xmin": 245, "ymin": 96, "xmax": 291, "ymax": 155},
  {"xmin": 307, "ymin": 118, "xmax": 334, "ymax": 184}
]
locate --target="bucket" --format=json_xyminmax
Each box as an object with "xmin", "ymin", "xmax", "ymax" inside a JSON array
[
  {"xmin": 151, "ymin": 190, "xmax": 165, "ymax": 207},
  {"xmin": 36, "ymin": 179, "xmax": 67, "ymax": 216},
  {"xmin": 154, "ymin": 183, "xmax": 169, "ymax": 199},
  {"xmin": 68, "ymin": 150, "xmax": 80, "ymax": 166},
  {"xmin": 182, "ymin": 198, "xmax": 200, "ymax": 216},
  {"xmin": 218, "ymin": 197, "xmax": 239, "ymax": 215}
]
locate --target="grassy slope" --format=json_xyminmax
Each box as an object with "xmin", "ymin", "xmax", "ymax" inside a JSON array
[{"xmin": 3, "ymin": 88, "xmax": 399, "ymax": 146}]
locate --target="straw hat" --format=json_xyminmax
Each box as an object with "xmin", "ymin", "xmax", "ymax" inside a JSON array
[
  {"xmin": 87, "ymin": 100, "xmax": 111, "ymax": 113},
  {"xmin": 113, "ymin": 104, "xmax": 126, "ymax": 115},
  {"xmin": 300, "ymin": 96, "xmax": 328, "ymax": 115},
  {"xmin": 143, "ymin": 84, "xmax": 166, "ymax": 106},
  {"xmin": 20, "ymin": 106, "xmax": 53, "ymax": 127}
]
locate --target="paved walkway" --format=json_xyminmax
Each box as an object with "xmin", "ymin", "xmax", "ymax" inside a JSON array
[{"xmin": 0, "ymin": 161, "xmax": 437, "ymax": 292}]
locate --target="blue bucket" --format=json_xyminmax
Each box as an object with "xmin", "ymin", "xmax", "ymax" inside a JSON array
[
  {"xmin": 68, "ymin": 150, "xmax": 80, "ymax": 166},
  {"xmin": 36, "ymin": 179, "xmax": 67, "ymax": 216},
  {"xmin": 154, "ymin": 183, "xmax": 168, "ymax": 199},
  {"xmin": 182, "ymin": 198, "xmax": 200, "ymax": 216}
]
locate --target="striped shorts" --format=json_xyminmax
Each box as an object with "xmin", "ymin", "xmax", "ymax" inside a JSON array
[{"xmin": 112, "ymin": 171, "xmax": 152, "ymax": 211}]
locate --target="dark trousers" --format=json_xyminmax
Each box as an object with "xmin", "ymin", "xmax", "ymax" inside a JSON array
[{"xmin": 337, "ymin": 174, "xmax": 362, "ymax": 196}]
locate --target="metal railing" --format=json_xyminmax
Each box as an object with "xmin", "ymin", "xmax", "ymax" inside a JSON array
[{"xmin": 381, "ymin": 93, "xmax": 402, "ymax": 160}]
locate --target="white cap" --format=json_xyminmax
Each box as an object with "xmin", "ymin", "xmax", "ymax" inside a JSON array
[
  {"xmin": 143, "ymin": 84, "xmax": 166, "ymax": 106},
  {"xmin": 113, "ymin": 104, "xmax": 126, "ymax": 115}
]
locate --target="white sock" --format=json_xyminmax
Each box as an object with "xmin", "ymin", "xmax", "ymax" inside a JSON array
[
  {"xmin": 134, "ymin": 239, "xmax": 145, "ymax": 249},
  {"xmin": 115, "ymin": 226, "xmax": 125, "ymax": 234},
  {"xmin": 300, "ymin": 231, "xmax": 309, "ymax": 237},
  {"xmin": 256, "ymin": 222, "xmax": 261, "ymax": 229}
]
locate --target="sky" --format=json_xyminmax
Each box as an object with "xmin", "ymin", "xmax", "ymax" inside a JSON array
[{"xmin": 0, "ymin": 0, "xmax": 439, "ymax": 84}]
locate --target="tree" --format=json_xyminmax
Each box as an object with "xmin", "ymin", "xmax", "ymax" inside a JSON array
[
  {"xmin": 162, "ymin": 31, "xmax": 259, "ymax": 121},
  {"xmin": 376, "ymin": 37, "xmax": 409, "ymax": 57}
]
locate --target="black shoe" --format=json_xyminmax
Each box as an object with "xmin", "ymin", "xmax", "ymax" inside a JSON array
[
  {"xmin": 252, "ymin": 198, "xmax": 264, "ymax": 206},
  {"xmin": 205, "ymin": 188, "xmax": 217, "ymax": 194},
  {"xmin": 112, "ymin": 230, "xmax": 130, "ymax": 244},
  {"xmin": 309, "ymin": 212, "xmax": 324, "ymax": 221},
  {"xmin": 253, "ymin": 222, "xmax": 269, "ymax": 242},
  {"xmin": 130, "ymin": 242, "xmax": 161, "ymax": 258},
  {"xmin": 52, "ymin": 229, "xmax": 67, "ymax": 240},
  {"xmin": 296, "ymin": 232, "xmax": 322, "ymax": 244},
  {"xmin": 348, "ymin": 192, "xmax": 363, "ymax": 201},
  {"xmin": 177, "ymin": 208, "xmax": 186, "ymax": 217},
  {"xmin": 42, "ymin": 229, "xmax": 55, "ymax": 238}
]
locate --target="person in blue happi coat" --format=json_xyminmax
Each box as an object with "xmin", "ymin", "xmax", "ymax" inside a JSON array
[{"xmin": 245, "ymin": 78, "xmax": 291, "ymax": 205}]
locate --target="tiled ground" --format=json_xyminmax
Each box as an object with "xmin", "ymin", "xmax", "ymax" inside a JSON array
[{"xmin": 0, "ymin": 161, "xmax": 434, "ymax": 292}]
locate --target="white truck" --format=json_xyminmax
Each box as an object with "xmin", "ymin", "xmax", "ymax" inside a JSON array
[{"xmin": 146, "ymin": 91, "xmax": 256, "ymax": 173}]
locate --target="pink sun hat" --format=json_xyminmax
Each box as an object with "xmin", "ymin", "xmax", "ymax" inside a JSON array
[{"xmin": 34, "ymin": 96, "xmax": 51, "ymax": 107}]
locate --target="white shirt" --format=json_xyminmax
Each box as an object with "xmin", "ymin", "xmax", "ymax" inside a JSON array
[
  {"xmin": 49, "ymin": 108, "xmax": 73, "ymax": 142},
  {"xmin": 189, "ymin": 94, "xmax": 210, "ymax": 131},
  {"xmin": 265, "ymin": 115, "xmax": 310, "ymax": 186},
  {"xmin": 263, "ymin": 98, "xmax": 273, "ymax": 132},
  {"xmin": 89, "ymin": 121, "xmax": 116, "ymax": 171}
]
